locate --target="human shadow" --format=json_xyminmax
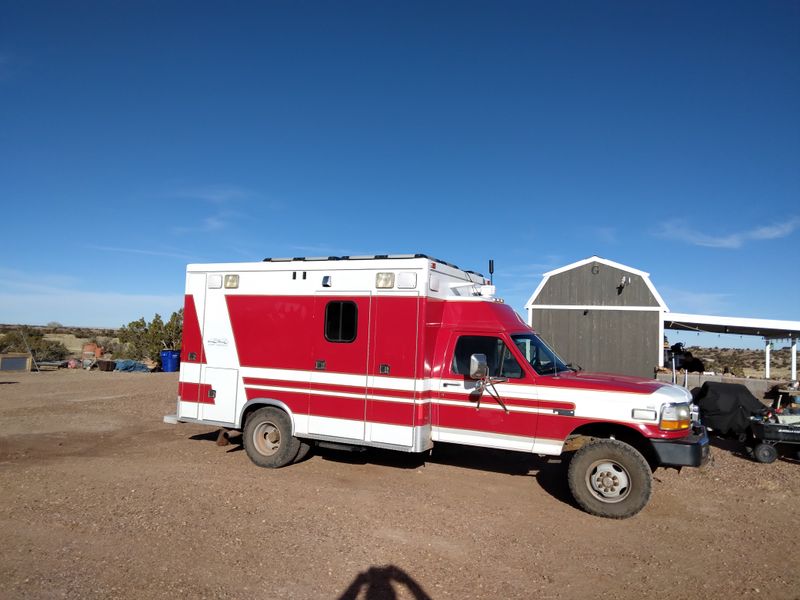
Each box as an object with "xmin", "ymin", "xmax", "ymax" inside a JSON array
[{"xmin": 337, "ymin": 565, "xmax": 432, "ymax": 600}]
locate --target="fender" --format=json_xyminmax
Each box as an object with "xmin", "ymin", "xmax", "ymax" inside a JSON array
[{"xmin": 239, "ymin": 397, "xmax": 297, "ymax": 434}]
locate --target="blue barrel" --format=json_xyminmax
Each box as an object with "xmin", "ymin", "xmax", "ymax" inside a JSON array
[{"xmin": 160, "ymin": 350, "xmax": 180, "ymax": 372}]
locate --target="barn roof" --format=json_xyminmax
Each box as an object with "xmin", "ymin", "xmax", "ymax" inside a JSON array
[{"xmin": 524, "ymin": 255, "xmax": 668, "ymax": 310}]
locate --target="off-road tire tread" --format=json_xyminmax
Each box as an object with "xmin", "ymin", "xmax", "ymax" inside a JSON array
[
  {"xmin": 567, "ymin": 438, "xmax": 653, "ymax": 519},
  {"xmin": 243, "ymin": 407, "xmax": 301, "ymax": 468}
]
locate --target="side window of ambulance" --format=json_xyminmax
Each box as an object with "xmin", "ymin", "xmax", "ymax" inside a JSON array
[
  {"xmin": 325, "ymin": 301, "xmax": 358, "ymax": 342},
  {"xmin": 451, "ymin": 336, "xmax": 523, "ymax": 379}
]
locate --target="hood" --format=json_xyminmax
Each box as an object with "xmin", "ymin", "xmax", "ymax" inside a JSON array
[{"xmin": 536, "ymin": 370, "xmax": 667, "ymax": 395}]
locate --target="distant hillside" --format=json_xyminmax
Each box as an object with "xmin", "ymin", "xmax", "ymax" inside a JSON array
[
  {"xmin": 686, "ymin": 346, "xmax": 795, "ymax": 379},
  {"xmin": 0, "ymin": 324, "xmax": 120, "ymax": 338}
]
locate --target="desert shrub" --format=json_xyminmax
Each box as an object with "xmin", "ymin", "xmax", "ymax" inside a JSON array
[
  {"xmin": 118, "ymin": 310, "xmax": 183, "ymax": 365},
  {"xmin": 0, "ymin": 328, "xmax": 69, "ymax": 362}
]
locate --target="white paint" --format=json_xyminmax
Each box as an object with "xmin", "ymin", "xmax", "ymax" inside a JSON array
[{"xmin": 766, "ymin": 340, "xmax": 771, "ymax": 380}]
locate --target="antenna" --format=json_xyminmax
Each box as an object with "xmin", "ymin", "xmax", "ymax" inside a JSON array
[{"xmin": 488, "ymin": 259, "xmax": 494, "ymax": 284}]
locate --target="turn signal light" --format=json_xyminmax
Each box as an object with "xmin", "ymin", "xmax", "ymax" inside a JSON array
[{"xmin": 660, "ymin": 403, "xmax": 691, "ymax": 431}]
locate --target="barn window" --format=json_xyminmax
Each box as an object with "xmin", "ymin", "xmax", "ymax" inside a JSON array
[{"xmin": 324, "ymin": 301, "xmax": 358, "ymax": 343}]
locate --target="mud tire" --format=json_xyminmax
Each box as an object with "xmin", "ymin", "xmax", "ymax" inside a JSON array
[
  {"xmin": 243, "ymin": 407, "xmax": 301, "ymax": 468},
  {"xmin": 567, "ymin": 439, "xmax": 653, "ymax": 519},
  {"xmin": 293, "ymin": 440, "xmax": 313, "ymax": 463}
]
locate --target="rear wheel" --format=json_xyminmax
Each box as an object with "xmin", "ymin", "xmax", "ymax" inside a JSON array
[
  {"xmin": 567, "ymin": 439, "xmax": 652, "ymax": 519},
  {"xmin": 293, "ymin": 440, "xmax": 313, "ymax": 463},
  {"xmin": 243, "ymin": 407, "xmax": 301, "ymax": 468},
  {"xmin": 753, "ymin": 443, "xmax": 778, "ymax": 464}
]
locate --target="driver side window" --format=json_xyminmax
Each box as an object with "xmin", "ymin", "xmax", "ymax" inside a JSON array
[{"xmin": 451, "ymin": 336, "xmax": 523, "ymax": 379}]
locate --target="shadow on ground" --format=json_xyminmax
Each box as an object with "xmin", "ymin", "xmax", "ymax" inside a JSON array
[
  {"xmin": 189, "ymin": 429, "xmax": 577, "ymax": 508},
  {"xmin": 337, "ymin": 564, "xmax": 432, "ymax": 600}
]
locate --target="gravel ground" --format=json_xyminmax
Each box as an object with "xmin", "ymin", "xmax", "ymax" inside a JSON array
[{"xmin": 0, "ymin": 370, "xmax": 798, "ymax": 599}]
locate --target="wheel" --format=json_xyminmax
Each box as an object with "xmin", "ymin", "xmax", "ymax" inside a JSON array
[
  {"xmin": 567, "ymin": 439, "xmax": 653, "ymax": 519},
  {"xmin": 293, "ymin": 440, "xmax": 313, "ymax": 463},
  {"xmin": 243, "ymin": 407, "xmax": 301, "ymax": 468},
  {"xmin": 753, "ymin": 443, "xmax": 778, "ymax": 464}
]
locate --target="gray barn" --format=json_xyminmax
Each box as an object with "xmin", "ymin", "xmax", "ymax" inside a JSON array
[{"xmin": 525, "ymin": 257, "xmax": 666, "ymax": 378}]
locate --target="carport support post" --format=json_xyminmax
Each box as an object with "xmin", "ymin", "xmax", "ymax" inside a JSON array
[
  {"xmin": 792, "ymin": 338, "xmax": 797, "ymax": 381},
  {"xmin": 765, "ymin": 340, "xmax": 771, "ymax": 380}
]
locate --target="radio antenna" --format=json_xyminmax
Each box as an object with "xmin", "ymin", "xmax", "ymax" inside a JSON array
[{"xmin": 488, "ymin": 259, "xmax": 494, "ymax": 285}]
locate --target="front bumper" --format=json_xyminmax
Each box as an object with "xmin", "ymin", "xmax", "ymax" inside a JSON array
[{"xmin": 651, "ymin": 426, "xmax": 710, "ymax": 467}]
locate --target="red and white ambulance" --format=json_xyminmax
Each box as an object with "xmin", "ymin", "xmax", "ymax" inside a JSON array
[{"xmin": 164, "ymin": 254, "xmax": 709, "ymax": 518}]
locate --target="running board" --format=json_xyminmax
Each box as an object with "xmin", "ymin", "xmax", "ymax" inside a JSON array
[{"xmin": 316, "ymin": 441, "xmax": 367, "ymax": 453}]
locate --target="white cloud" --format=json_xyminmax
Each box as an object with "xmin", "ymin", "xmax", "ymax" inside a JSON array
[
  {"xmin": 173, "ymin": 212, "xmax": 236, "ymax": 235},
  {"xmin": 0, "ymin": 289, "xmax": 182, "ymax": 328},
  {"xmin": 656, "ymin": 217, "xmax": 800, "ymax": 249},
  {"xmin": 0, "ymin": 267, "xmax": 181, "ymax": 328}
]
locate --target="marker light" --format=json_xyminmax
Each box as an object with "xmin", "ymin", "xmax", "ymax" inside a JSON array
[{"xmin": 375, "ymin": 272, "xmax": 395, "ymax": 288}]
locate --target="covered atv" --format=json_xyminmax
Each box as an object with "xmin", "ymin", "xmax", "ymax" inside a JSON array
[{"xmin": 692, "ymin": 382, "xmax": 765, "ymax": 436}]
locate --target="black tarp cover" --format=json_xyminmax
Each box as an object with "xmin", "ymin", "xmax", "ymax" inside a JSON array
[{"xmin": 693, "ymin": 382, "xmax": 764, "ymax": 435}]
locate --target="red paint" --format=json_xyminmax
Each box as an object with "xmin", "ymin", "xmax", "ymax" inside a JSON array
[
  {"xmin": 181, "ymin": 294, "xmax": 206, "ymax": 365},
  {"xmin": 436, "ymin": 403, "xmax": 538, "ymax": 437},
  {"xmin": 537, "ymin": 414, "xmax": 689, "ymax": 441},
  {"xmin": 223, "ymin": 291, "xmax": 690, "ymax": 445},
  {"xmin": 244, "ymin": 386, "xmax": 309, "ymax": 414},
  {"xmin": 368, "ymin": 295, "xmax": 421, "ymax": 378},
  {"xmin": 535, "ymin": 371, "xmax": 664, "ymax": 395},
  {"xmin": 366, "ymin": 399, "xmax": 414, "ymax": 427},
  {"xmin": 227, "ymin": 296, "xmax": 316, "ymax": 371},
  {"xmin": 180, "ymin": 382, "xmax": 214, "ymax": 405}
]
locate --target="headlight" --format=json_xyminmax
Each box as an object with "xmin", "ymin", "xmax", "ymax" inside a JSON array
[{"xmin": 660, "ymin": 402, "xmax": 691, "ymax": 431}]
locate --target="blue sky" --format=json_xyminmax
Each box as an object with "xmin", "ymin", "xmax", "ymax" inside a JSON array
[{"xmin": 1, "ymin": 1, "xmax": 798, "ymax": 349}]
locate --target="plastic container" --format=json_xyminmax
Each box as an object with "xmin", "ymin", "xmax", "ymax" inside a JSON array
[{"xmin": 160, "ymin": 350, "xmax": 180, "ymax": 372}]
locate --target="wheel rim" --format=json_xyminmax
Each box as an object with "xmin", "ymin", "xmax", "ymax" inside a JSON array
[
  {"xmin": 252, "ymin": 421, "xmax": 281, "ymax": 456},
  {"xmin": 585, "ymin": 459, "xmax": 631, "ymax": 503}
]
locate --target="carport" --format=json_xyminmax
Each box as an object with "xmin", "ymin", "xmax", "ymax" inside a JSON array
[{"xmin": 663, "ymin": 313, "xmax": 800, "ymax": 380}]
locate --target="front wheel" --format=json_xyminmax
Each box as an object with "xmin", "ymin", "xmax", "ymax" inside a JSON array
[
  {"xmin": 243, "ymin": 407, "xmax": 301, "ymax": 468},
  {"xmin": 567, "ymin": 439, "xmax": 653, "ymax": 519}
]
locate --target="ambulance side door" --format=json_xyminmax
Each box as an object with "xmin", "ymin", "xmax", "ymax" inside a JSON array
[{"xmin": 308, "ymin": 294, "xmax": 371, "ymax": 441}]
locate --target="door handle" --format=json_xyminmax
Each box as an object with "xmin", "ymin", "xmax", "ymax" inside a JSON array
[
  {"xmin": 442, "ymin": 383, "xmax": 460, "ymax": 387},
  {"xmin": 315, "ymin": 360, "xmax": 326, "ymax": 370}
]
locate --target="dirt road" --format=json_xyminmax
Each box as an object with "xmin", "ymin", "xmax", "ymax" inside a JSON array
[{"xmin": 0, "ymin": 370, "xmax": 797, "ymax": 599}]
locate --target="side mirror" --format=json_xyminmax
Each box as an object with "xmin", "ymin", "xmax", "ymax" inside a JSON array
[{"xmin": 469, "ymin": 353, "xmax": 489, "ymax": 380}]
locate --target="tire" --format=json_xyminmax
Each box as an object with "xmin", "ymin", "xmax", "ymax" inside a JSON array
[
  {"xmin": 567, "ymin": 439, "xmax": 653, "ymax": 519},
  {"xmin": 753, "ymin": 443, "xmax": 778, "ymax": 464},
  {"xmin": 293, "ymin": 440, "xmax": 313, "ymax": 463},
  {"xmin": 243, "ymin": 407, "xmax": 301, "ymax": 468}
]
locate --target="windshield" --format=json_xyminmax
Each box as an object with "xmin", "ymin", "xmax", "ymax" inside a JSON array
[{"xmin": 511, "ymin": 333, "xmax": 571, "ymax": 376}]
